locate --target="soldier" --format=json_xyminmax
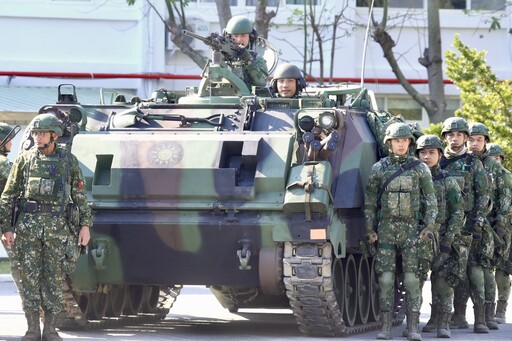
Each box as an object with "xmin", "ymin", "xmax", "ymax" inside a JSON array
[
  {"xmin": 487, "ymin": 143, "xmax": 512, "ymax": 324},
  {"xmin": 0, "ymin": 123, "xmax": 21, "ymax": 289},
  {"xmin": 416, "ymin": 134, "xmax": 465, "ymax": 338},
  {"xmin": 223, "ymin": 15, "xmax": 269, "ymax": 88},
  {"xmin": 439, "ymin": 117, "xmax": 490, "ymax": 333},
  {"xmin": 270, "ymin": 63, "xmax": 307, "ymax": 98},
  {"xmin": 467, "ymin": 122, "xmax": 511, "ymax": 330},
  {"xmin": 364, "ymin": 122, "xmax": 437, "ymax": 341},
  {"xmin": 0, "ymin": 114, "xmax": 92, "ymax": 341}
]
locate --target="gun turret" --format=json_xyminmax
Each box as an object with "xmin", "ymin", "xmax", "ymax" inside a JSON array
[{"xmin": 182, "ymin": 30, "xmax": 240, "ymax": 62}]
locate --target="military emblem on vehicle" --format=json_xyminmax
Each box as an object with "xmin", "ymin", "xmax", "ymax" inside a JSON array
[{"xmin": 148, "ymin": 141, "xmax": 184, "ymax": 167}]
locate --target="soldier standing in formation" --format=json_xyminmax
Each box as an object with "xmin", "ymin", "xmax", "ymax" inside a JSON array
[
  {"xmin": 222, "ymin": 15, "xmax": 269, "ymax": 89},
  {"xmin": 416, "ymin": 134, "xmax": 465, "ymax": 338},
  {"xmin": 364, "ymin": 122, "xmax": 437, "ymax": 341},
  {"xmin": 467, "ymin": 122, "xmax": 512, "ymax": 330},
  {"xmin": 439, "ymin": 117, "xmax": 490, "ymax": 333},
  {"xmin": 0, "ymin": 114, "xmax": 93, "ymax": 341},
  {"xmin": 0, "ymin": 123, "xmax": 21, "ymax": 289},
  {"xmin": 270, "ymin": 63, "xmax": 307, "ymax": 98}
]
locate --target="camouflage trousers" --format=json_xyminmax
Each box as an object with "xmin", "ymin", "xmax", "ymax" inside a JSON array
[
  {"xmin": 15, "ymin": 214, "xmax": 70, "ymax": 315},
  {"xmin": 2, "ymin": 241, "xmax": 21, "ymax": 290},
  {"xmin": 453, "ymin": 250, "xmax": 485, "ymax": 307}
]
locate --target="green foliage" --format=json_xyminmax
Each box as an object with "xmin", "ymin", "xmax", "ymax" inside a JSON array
[
  {"xmin": 422, "ymin": 122, "xmax": 442, "ymax": 137},
  {"xmin": 445, "ymin": 34, "xmax": 512, "ymax": 169},
  {"xmin": 0, "ymin": 259, "xmax": 10, "ymax": 274}
]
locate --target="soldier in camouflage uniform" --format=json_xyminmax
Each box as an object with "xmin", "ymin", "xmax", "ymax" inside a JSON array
[
  {"xmin": 0, "ymin": 123, "xmax": 21, "ymax": 289},
  {"xmin": 223, "ymin": 15, "xmax": 269, "ymax": 88},
  {"xmin": 467, "ymin": 122, "xmax": 511, "ymax": 330},
  {"xmin": 270, "ymin": 63, "xmax": 306, "ymax": 98},
  {"xmin": 364, "ymin": 123, "xmax": 437, "ymax": 341},
  {"xmin": 487, "ymin": 143, "xmax": 512, "ymax": 324},
  {"xmin": 0, "ymin": 114, "xmax": 92, "ymax": 341},
  {"xmin": 440, "ymin": 117, "xmax": 490, "ymax": 333},
  {"xmin": 416, "ymin": 135, "xmax": 465, "ymax": 338}
]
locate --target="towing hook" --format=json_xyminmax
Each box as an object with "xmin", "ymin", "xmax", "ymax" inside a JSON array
[{"xmin": 237, "ymin": 239, "xmax": 252, "ymax": 270}]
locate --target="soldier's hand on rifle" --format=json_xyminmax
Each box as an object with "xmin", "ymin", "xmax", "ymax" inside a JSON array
[
  {"xmin": 236, "ymin": 47, "xmax": 252, "ymax": 62},
  {"xmin": 1, "ymin": 231, "xmax": 14, "ymax": 247},
  {"xmin": 365, "ymin": 230, "xmax": 378, "ymax": 244},
  {"xmin": 472, "ymin": 217, "xmax": 484, "ymax": 245},
  {"xmin": 420, "ymin": 224, "xmax": 435, "ymax": 241},
  {"xmin": 78, "ymin": 225, "xmax": 90, "ymax": 246}
]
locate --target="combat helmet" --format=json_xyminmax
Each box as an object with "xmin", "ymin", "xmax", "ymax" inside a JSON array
[
  {"xmin": 224, "ymin": 16, "xmax": 257, "ymax": 46},
  {"xmin": 31, "ymin": 114, "xmax": 63, "ymax": 137},
  {"xmin": 271, "ymin": 63, "xmax": 307, "ymax": 95},
  {"xmin": 0, "ymin": 123, "xmax": 13, "ymax": 141},
  {"xmin": 383, "ymin": 122, "xmax": 415, "ymax": 144},
  {"xmin": 488, "ymin": 143, "xmax": 505, "ymax": 160},
  {"xmin": 441, "ymin": 116, "xmax": 469, "ymax": 136},
  {"xmin": 469, "ymin": 122, "xmax": 491, "ymax": 142},
  {"xmin": 416, "ymin": 134, "xmax": 444, "ymax": 154}
]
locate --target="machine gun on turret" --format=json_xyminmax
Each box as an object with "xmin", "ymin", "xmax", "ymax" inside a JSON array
[{"xmin": 182, "ymin": 30, "xmax": 242, "ymax": 63}]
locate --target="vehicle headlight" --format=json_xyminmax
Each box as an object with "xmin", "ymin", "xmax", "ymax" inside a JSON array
[
  {"xmin": 298, "ymin": 115, "xmax": 315, "ymax": 132},
  {"xmin": 318, "ymin": 112, "xmax": 336, "ymax": 130}
]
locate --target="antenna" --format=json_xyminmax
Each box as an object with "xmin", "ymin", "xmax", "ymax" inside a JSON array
[{"xmin": 360, "ymin": 0, "xmax": 375, "ymax": 88}]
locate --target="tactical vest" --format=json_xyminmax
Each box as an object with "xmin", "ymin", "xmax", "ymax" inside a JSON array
[
  {"xmin": 24, "ymin": 147, "xmax": 71, "ymax": 207},
  {"xmin": 0, "ymin": 153, "xmax": 10, "ymax": 192},
  {"xmin": 432, "ymin": 169, "xmax": 449, "ymax": 229},
  {"xmin": 441, "ymin": 154, "xmax": 474, "ymax": 213},
  {"xmin": 482, "ymin": 155, "xmax": 497, "ymax": 211},
  {"xmin": 379, "ymin": 158, "xmax": 421, "ymax": 219}
]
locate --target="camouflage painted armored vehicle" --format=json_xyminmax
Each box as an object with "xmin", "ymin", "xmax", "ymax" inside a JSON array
[{"xmin": 27, "ymin": 41, "xmax": 407, "ymax": 336}]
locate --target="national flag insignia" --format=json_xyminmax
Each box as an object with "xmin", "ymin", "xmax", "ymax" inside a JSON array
[{"xmin": 78, "ymin": 180, "xmax": 83, "ymax": 189}]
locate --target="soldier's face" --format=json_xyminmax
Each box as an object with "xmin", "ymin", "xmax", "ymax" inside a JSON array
[
  {"xmin": 3, "ymin": 140, "xmax": 11, "ymax": 153},
  {"xmin": 444, "ymin": 132, "xmax": 467, "ymax": 151},
  {"xmin": 418, "ymin": 148, "xmax": 440, "ymax": 168},
  {"xmin": 389, "ymin": 138, "xmax": 410, "ymax": 156},
  {"xmin": 231, "ymin": 34, "xmax": 250, "ymax": 48},
  {"xmin": 277, "ymin": 79, "xmax": 297, "ymax": 98},
  {"xmin": 468, "ymin": 135, "xmax": 486, "ymax": 154},
  {"xmin": 31, "ymin": 130, "xmax": 51, "ymax": 148}
]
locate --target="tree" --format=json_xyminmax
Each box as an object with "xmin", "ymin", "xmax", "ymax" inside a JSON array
[
  {"xmin": 127, "ymin": 0, "xmax": 276, "ymax": 69},
  {"xmin": 368, "ymin": 0, "xmax": 447, "ymax": 123},
  {"xmin": 444, "ymin": 34, "xmax": 512, "ymax": 169}
]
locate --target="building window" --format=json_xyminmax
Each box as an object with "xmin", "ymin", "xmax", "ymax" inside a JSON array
[
  {"xmin": 357, "ymin": 0, "xmax": 505, "ymax": 10},
  {"xmin": 387, "ymin": 98, "xmax": 422, "ymax": 121},
  {"xmin": 286, "ymin": 0, "xmax": 320, "ymax": 5},
  {"xmin": 246, "ymin": 0, "xmax": 280, "ymax": 6},
  {"xmin": 470, "ymin": 0, "xmax": 506, "ymax": 11},
  {"xmin": 356, "ymin": 0, "xmax": 422, "ymax": 8}
]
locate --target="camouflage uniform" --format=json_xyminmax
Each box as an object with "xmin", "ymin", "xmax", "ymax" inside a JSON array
[
  {"xmin": 0, "ymin": 123, "xmax": 22, "ymax": 289},
  {"xmin": 364, "ymin": 123, "xmax": 437, "ymax": 340},
  {"xmin": 0, "ymin": 114, "xmax": 92, "ymax": 341},
  {"xmin": 487, "ymin": 143, "xmax": 512, "ymax": 324},
  {"xmin": 440, "ymin": 117, "xmax": 490, "ymax": 333},
  {"xmin": 223, "ymin": 15, "xmax": 269, "ymax": 88},
  {"xmin": 416, "ymin": 135, "xmax": 465, "ymax": 338}
]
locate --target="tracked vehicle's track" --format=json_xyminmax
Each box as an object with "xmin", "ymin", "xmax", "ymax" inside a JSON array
[
  {"xmin": 58, "ymin": 283, "xmax": 181, "ymax": 331},
  {"xmin": 283, "ymin": 242, "xmax": 405, "ymax": 337}
]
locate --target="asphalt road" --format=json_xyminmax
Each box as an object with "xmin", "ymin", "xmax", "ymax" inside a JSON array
[{"xmin": 1, "ymin": 274, "xmax": 512, "ymax": 340}]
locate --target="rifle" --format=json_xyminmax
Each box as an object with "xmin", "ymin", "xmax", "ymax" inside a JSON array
[{"xmin": 182, "ymin": 30, "xmax": 240, "ymax": 62}]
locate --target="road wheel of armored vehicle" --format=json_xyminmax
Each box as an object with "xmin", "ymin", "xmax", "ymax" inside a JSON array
[
  {"xmin": 356, "ymin": 255, "xmax": 371, "ymax": 324},
  {"xmin": 343, "ymin": 254, "xmax": 358, "ymax": 327},
  {"xmin": 84, "ymin": 292, "xmax": 108, "ymax": 319},
  {"xmin": 369, "ymin": 257, "xmax": 380, "ymax": 322},
  {"xmin": 140, "ymin": 285, "xmax": 160, "ymax": 313},
  {"xmin": 106, "ymin": 285, "xmax": 128, "ymax": 317},
  {"xmin": 123, "ymin": 285, "xmax": 144, "ymax": 315}
]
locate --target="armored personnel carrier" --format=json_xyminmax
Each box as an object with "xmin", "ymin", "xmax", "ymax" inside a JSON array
[{"xmin": 27, "ymin": 40, "xmax": 407, "ymax": 336}]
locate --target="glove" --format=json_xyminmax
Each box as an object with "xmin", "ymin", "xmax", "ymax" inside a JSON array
[
  {"xmin": 432, "ymin": 252, "xmax": 450, "ymax": 272},
  {"xmin": 237, "ymin": 47, "xmax": 252, "ymax": 62},
  {"xmin": 365, "ymin": 230, "xmax": 378, "ymax": 244},
  {"xmin": 439, "ymin": 243, "xmax": 451, "ymax": 254},
  {"xmin": 420, "ymin": 225, "xmax": 435, "ymax": 241},
  {"xmin": 472, "ymin": 218, "xmax": 484, "ymax": 245}
]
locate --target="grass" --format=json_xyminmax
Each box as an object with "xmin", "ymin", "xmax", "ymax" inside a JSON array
[{"xmin": 0, "ymin": 258, "xmax": 11, "ymax": 274}]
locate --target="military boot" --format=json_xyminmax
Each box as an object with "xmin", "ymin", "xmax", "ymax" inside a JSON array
[
  {"xmin": 22, "ymin": 312, "xmax": 41, "ymax": 341},
  {"xmin": 473, "ymin": 304, "xmax": 489, "ymax": 334},
  {"xmin": 42, "ymin": 313, "xmax": 62, "ymax": 341},
  {"xmin": 437, "ymin": 311, "xmax": 451, "ymax": 338},
  {"xmin": 422, "ymin": 303, "xmax": 438, "ymax": 332},
  {"xmin": 377, "ymin": 311, "xmax": 392, "ymax": 340},
  {"xmin": 407, "ymin": 311, "xmax": 421, "ymax": 341},
  {"xmin": 450, "ymin": 302, "xmax": 469, "ymax": 329},
  {"xmin": 484, "ymin": 302, "xmax": 499, "ymax": 330},
  {"xmin": 495, "ymin": 300, "xmax": 507, "ymax": 324}
]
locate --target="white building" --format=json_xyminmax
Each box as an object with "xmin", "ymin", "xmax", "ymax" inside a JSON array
[{"xmin": 0, "ymin": 0, "xmax": 511, "ymax": 127}]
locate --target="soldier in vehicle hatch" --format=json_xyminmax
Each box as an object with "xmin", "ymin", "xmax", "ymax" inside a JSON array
[
  {"xmin": 269, "ymin": 63, "xmax": 307, "ymax": 98},
  {"xmin": 364, "ymin": 122, "xmax": 437, "ymax": 341},
  {"xmin": 439, "ymin": 117, "xmax": 490, "ymax": 334},
  {"xmin": 222, "ymin": 15, "xmax": 269, "ymax": 89},
  {"xmin": 487, "ymin": 142, "xmax": 512, "ymax": 325},
  {"xmin": 467, "ymin": 123, "xmax": 512, "ymax": 331},
  {"xmin": 416, "ymin": 134, "xmax": 465, "ymax": 339},
  {"xmin": 0, "ymin": 114, "xmax": 92, "ymax": 341}
]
